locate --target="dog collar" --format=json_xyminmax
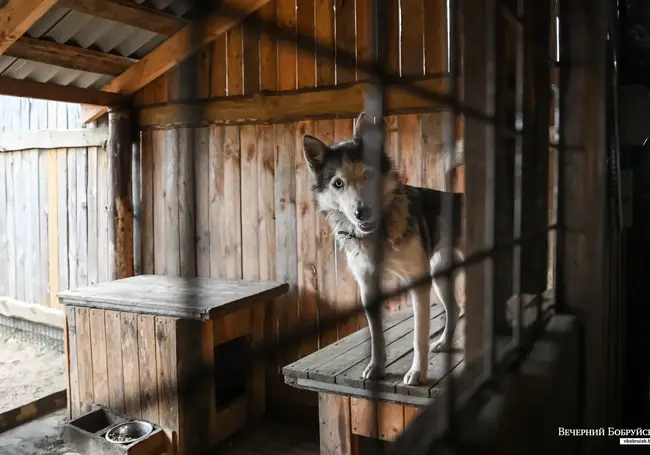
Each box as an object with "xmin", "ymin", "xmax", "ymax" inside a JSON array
[{"xmin": 336, "ymin": 230, "xmax": 359, "ymax": 240}]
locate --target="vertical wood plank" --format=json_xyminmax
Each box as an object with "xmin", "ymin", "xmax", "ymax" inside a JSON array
[
  {"xmin": 0, "ymin": 154, "xmax": 6, "ymax": 297},
  {"xmin": 178, "ymin": 128, "xmax": 196, "ymax": 277},
  {"xmin": 274, "ymin": 122, "xmax": 298, "ymax": 362},
  {"xmin": 67, "ymin": 149, "xmax": 78, "ymax": 291},
  {"xmin": 259, "ymin": 1, "xmax": 278, "ymax": 91},
  {"xmin": 164, "ymin": 129, "xmax": 180, "ymax": 276},
  {"xmin": 57, "ymin": 150, "xmax": 68, "ymax": 291},
  {"xmin": 199, "ymin": 321, "xmax": 217, "ymax": 447},
  {"xmin": 243, "ymin": 13, "xmax": 261, "ymax": 95},
  {"xmin": 76, "ymin": 148, "xmax": 88, "ymax": 287},
  {"xmin": 421, "ymin": 113, "xmax": 446, "ymax": 190},
  {"xmin": 335, "ymin": 0, "xmax": 356, "ymax": 83},
  {"xmin": 45, "ymin": 151, "xmax": 60, "ymax": 307},
  {"xmin": 195, "ymin": 128, "xmax": 211, "ymax": 277},
  {"xmin": 241, "ymin": 125, "xmax": 260, "ymax": 284},
  {"xmin": 223, "ymin": 126, "xmax": 242, "ymax": 280},
  {"xmin": 97, "ymin": 147, "xmax": 109, "ymax": 283},
  {"xmin": 197, "ymin": 46, "xmax": 212, "ymax": 100},
  {"xmin": 14, "ymin": 153, "xmax": 25, "ymax": 300},
  {"xmin": 75, "ymin": 307, "xmax": 94, "ymax": 414},
  {"xmin": 137, "ymin": 315, "xmax": 159, "ymax": 423},
  {"xmin": 65, "ymin": 307, "xmax": 80, "ymax": 418},
  {"xmin": 297, "ymin": 0, "xmax": 316, "ymax": 89},
  {"xmin": 210, "ymin": 37, "xmax": 228, "ymax": 97},
  {"xmin": 152, "ymin": 130, "xmax": 166, "ymax": 275},
  {"xmin": 315, "ymin": 0, "xmax": 335, "ymax": 86},
  {"xmin": 27, "ymin": 150, "xmax": 40, "ymax": 304},
  {"xmin": 319, "ymin": 393, "xmax": 353, "ymax": 455},
  {"xmin": 140, "ymin": 132, "xmax": 155, "ymax": 275},
  {"xmin": 38, "ymin": 151, "xmax": 50, "ymax": 306},
  {"xmin": 314, "ymin": 120, "xmax": 338, "ymax": 346},
  {"xmin": 89, "ymin": 309, "xmax": 109, "ymax": 406},
  {"xmin": 227, "ymin": 24, "xmax": 244, "ymax": 96},
  {"xmin": 386, "ymin": 0, "xmax": 401, "ymax": 75},
  {"xmin": 400, "ymin": 0, "xmax": 425, "ymax": 76},
  {"xmin": 155, "ymin": 317, "xmax": 180, "ymax": 452},
  {"xmin": 5, "ymin": 153, "xmax": 16, "ymax": 298},
  {"xmin": 424, "ymin": 0, "xmax": 448, "ymax": 74},
  {"xmin": 403, "ymin": 405, "xmax": 420, "ymax": 428},
  {"xmin": 104, "ymin": 310, "xmax": 126, "ymax": 413},
  {"xmin": 208, "ymin": 125, "xmax": 225, "ymax": 279},
  {"xmin": 87, "ymin": 147, "xmax": 98, "ymax": 285},
  {"xmin": 296, "ymin": 120, "xmax": 319, "ymax": 356},
  {"xmin": 277, "ymin": 0, "xmax": 297, "ymax": 91},
  {"xmin": 121, "ymin": 312, "xmax": 141, "ymax": 419},
  {"xmin": 399, "ymin": 115, "xmax": 423, "ymax": 186},
  {"xmin": 355, "ymin": 0, "xmax": 371, "ymax": 81}
]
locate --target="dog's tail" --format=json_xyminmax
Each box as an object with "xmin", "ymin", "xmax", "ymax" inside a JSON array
[{"xmin": 443, "ymin": 138, "xmax": 464, "ymax": 177}]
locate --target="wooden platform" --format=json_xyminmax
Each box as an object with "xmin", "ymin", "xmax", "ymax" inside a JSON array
[{"xmin": 283, "ymin": 303, "xmax": 465, "ymax": 408}]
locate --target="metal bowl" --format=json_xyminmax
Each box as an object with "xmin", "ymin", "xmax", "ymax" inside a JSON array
[{"xmin": 105, "ymin": 420, "xmax": 153, "ymax": 445}]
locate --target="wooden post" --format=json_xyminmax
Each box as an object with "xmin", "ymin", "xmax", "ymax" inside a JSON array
[{"xmin": 107, "ymin": 107, "xmax": 134, "ymax": 280}]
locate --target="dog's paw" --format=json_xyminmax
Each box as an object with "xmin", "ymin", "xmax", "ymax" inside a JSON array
[
  {"xmin": 429, "ymin": 337, "xmax": 448, "ymax": 353},
  {"xmin": 361, "ymin": 361, "xmax": 385, "ymax": 380},
  {"xmin": 403, "ymin": 366, "xmax": 425, "ymax": 386}
]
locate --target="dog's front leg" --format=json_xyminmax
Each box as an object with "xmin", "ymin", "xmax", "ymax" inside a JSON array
[
  {"xmin": 404, "ymin": 282, "xmax": 432, "ymax": 385},
  {"xmin": 357, "ymin": 278, "xmax": 386, "ymax": 380}
]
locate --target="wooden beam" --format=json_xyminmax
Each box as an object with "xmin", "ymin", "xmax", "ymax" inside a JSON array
[
  {"xmin": 138, "ymin": 77, "xmax": 449, "ymax": 128},
  {"xmin": 5, "ymin": 36, "xmax": 136, "ymax": 76},
  {"xmin": 0, "ymin": 389, "xmax": 67, "ymax": 434},
  {"xmin": 0, "ymin": 127, "xmax": 108, "ymax": 152},
  {"xmin": 0, "ymin": 75, "xmax": 129, "ymax": 105},
  {"xmin": 0, "ymin": 0, "xmax": 59, "ymax": 55},
  {"xmin": 57, "ymin": 0, "xmax": 188, "ymax": 36},
  {"xmin": 81, "ymin": 0, "xmax": 273, "ymax": 124},
  {"xmin": 0, "ymin": 296, "xmax": 65, "ymax": 328},
  {"xmin": 107, "ymin": 108, "xmax": 134, "ymax": 280}
]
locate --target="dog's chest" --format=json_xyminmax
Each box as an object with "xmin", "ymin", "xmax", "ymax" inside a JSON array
[{"xmin": 341, "ymin": 236, "xmax": 429, "ymax": 281}]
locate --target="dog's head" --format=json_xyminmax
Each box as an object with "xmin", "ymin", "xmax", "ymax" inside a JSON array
[{"xmin": 302, "ymin": 112, "xmax": 399, "ymax": 236}]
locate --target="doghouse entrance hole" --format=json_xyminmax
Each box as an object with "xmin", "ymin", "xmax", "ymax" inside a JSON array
[{"xmin": 213, "ymin": 335, "xmax": 251, "ymax": 409}]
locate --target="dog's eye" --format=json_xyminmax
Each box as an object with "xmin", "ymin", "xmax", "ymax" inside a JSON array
[
  {"xmin": 332, "ymin": 178, "xmax": 344, "ymax": 189},
  {"xmin": 363, "ymin": 169, "xmax": 374, "ymax": 180}
]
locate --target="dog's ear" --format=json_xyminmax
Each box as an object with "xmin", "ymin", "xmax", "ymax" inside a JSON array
[
  {"xmin": 353, "ymin": 112, "xmax": 377, "ymax": 140},
  {"xmin": 303, "ymin": 134, "xmax": 328, "ymax": 173}
]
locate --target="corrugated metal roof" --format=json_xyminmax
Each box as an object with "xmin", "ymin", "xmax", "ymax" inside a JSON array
[{"xmin": 0, "ymin": 0, "xmax": 194, "ymax": 90}]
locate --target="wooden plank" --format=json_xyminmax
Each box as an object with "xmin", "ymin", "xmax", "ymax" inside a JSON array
[
  {"xmin": 120, "ymin": 312, "xmax": 141, "ymax": 419},
  {"xmin": 5, "ymin": 153, "xmax": 15, "ymax": 299},
  {"xmin": 104, "ymin": 310, "xmax": 126, "ymax": 413},
  {"xmin": 334, "ymin": 0, "xmax": 355, "ymax": 83},
  {"xmin": 67, "ymin": 149, "xmax": 78, "ymax": 291},
  {"xmin": 314, "ymin": 0, "xmax": 333, "ymax": 87},
  {"xmin": 96, "ymin": 147, "xmax": 109, "ymax": 282},
  {"xmin": 155, "ymin": 317, "xmax": 179, "ymax": 452},
  {"xmin": 178, "ymin": 127, "xmax": 196, "ymax": 277},
  {"xmin": 164, "ymin": 129, "xmax": 180, "ymax": 276},
  {"xmin": 210, "ymin": 37, "xmax": 228, "ymax": 97},
  {"xmin": 318, "ymin": 393, "xmax": 353, "ymax": 455},
  {"xmin": 296, "ymin": 0, "xmax": 316, "ymax": 89},
  {"xmin": 399, "ymin": 114, "xmax": 423, "ymax": 186},
  {"xmin": 81, "ymin": 0, "xmax": 273, "ymax": 123},
  {"xmin": 199, "ymin": 321, "xmax": 218, "ymax": 447},
  {"xmin": 152, "ymin": 130, "xmax": 166, "ymax": 275},
  {"xmin": 13, "ymin": 152, "xmax": 25, "ymax": 301},
  {"xmin": 421, "ymin": 113, "xmax": 446, "ymax": 190},
  {"xmin": 0, "ymin": 0, "xmax": 59, "ymax": 55},
  {"xmin": 208, "ymin": 125, "xmax": 225, "ymax": 278},
  {"xmin": 0, "ymin": 76, "xmax": 128, "ymax": 106},
  {"xmin": 423, "ymin": 0, "xmax": 448, "ymax": 74},
  {"xmin": 0, "ymin": 297, "xmax": 65, "ymax": 328},
  {"xmin": 0, "ymin": 155, "xmax": 6, "ymax": 297},
  {"xmin": 0, "ymin": 128, "xmax": 108, "ymax": 152},
  {"xmin": 243, "ymin": 12, "xmax": 261, "ymax": 95},
  {"xmin": 5, "ymin": 36, "xmax": 135, "ymax": 76},
  {"xmin": 386, "ymin": 0, "xmax": 400, "ymax": 75},
  {"xmin": 335, "ymin": 309, "xmax": 444, "ymax": 388},
  {"xmin": 403, "ymin": 405, "xmax": 419, "ymax": 427},
  {"xmin": 274, "ymin": 121, "xmax": 298, "ymax": 364},
  {"xmin": 76, "ymin": 148, "xmax": 88, "ymax": 287},
  {"xmin": 140, "ymin": 132, "xmax": 155, "ymax": 275},
  {"xmin": 27, "ymin": 150, "xmax": 40, "ymax": 304},
  {"xmin": 350, "ymin": 398, "xmax": 404, "ymax": 441},
  {"xmin": 223, "ymin": 126, "xmax": 242, "ymax": 279},
  {"xmin": 355, "ymin": 0, "xmax": 371, "ymax": 81},
  {"xmin": 65, "ymin": 307, "xmax": 80, "ymax": 418},
  {"xmin": 137, "ymin": 77, "xmax": 449, "ymax": 128},
  {"xmin": 57, "ymin": 0, "xmax": 189, "ymax": 36},
  {"xmin": 400, "ymin": 0, "xmax": 424, "ymax": 76},
  {"xmin": 89, "ymin": 309, "xmax": 109, "ymax": 406},
  {"xmin": 295, "ymin": 120, "xmax": 319, "ymax": 357},
  {"xmin": 277, "ymin": 0, "xmax": 297, "ymax": 93},
  {"xmin": 75, "ymin": 307, "xmax": 94, "ymax": 415},
  {"xmin": 258, "ymin": 1, "xmax": 278, "ymax": 91},
  {"xmin": 282, "ymin": 308, "xmax": 413, "ymax": 378},
  {"xmin": 213, "ymin": 308, "xmax": 251, "ymax": 345},
  {"xmin": 57, "ymin": 150, "xmax": 69, "ymax": 291},
  {"xmin": 227, "ymin": 23, "xmax": 244, "ymax": 96},
  {"xmin": 194, "ymin": 128, "xmax": 210, "ymax": 277},
  {"xmin": 0, "ymin": 389, "xmax": 66, "ymax": 433},
  {"xmin": 137, "ymin": 314, "xmax": 159, "ymax": 423},
  {"xmin": 87, "ymin": 147, "xmax": 98, "ymax": 285}
]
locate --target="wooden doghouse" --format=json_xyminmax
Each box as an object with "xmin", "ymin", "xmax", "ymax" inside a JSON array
[{"xmin": 59, "ymin": 275, "xmax": 289, "ymax": 455}]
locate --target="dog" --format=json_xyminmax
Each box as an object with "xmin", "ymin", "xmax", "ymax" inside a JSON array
[{"xmin": 302, "ymin": 112, "xmax": 465, "ymax": 386}]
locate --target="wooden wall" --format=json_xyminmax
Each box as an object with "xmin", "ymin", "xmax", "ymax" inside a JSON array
[
  {"xmin": 0, "ymin": 145, "xmax": 112, "ymax": 310},
  {"xmin": 133, "ymin": 0, "xmax": 452, "ymax": 410}
]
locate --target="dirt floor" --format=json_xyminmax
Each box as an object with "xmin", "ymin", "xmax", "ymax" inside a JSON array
[{"xmin": 0, "ymin": 332, "xmax": 66, "ymax": 414}]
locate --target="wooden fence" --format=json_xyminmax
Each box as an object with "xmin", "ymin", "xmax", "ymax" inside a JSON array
[{"xmin": 0, "ymin": 125, "xmax": 111, "ymax": 324}]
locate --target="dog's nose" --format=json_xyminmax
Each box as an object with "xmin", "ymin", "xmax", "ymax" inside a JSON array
[{"xmin": 354, "ymin": 205, "xmax": 373, "ymax": 221}]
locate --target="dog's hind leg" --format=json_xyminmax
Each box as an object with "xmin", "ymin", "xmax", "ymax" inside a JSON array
[
  {"xmin": 404, "ymin": 280, "xmax": 432, "ymax": 385},
  {"xmin": 357, "ymin": 277, "xmax": 387, "ymax": 380},
  {"xmin": 430, "ymin": 247, "xmax": 463, "ymax": 352}
]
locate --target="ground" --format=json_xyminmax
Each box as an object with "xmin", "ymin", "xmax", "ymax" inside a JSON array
[
  {"xmin": 0, "ymin": 332, "xmax": 66, "ymax": 414},
  {"xmin": 0, "ymin": 410, "xmax": 71, "ymax": 455}
]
